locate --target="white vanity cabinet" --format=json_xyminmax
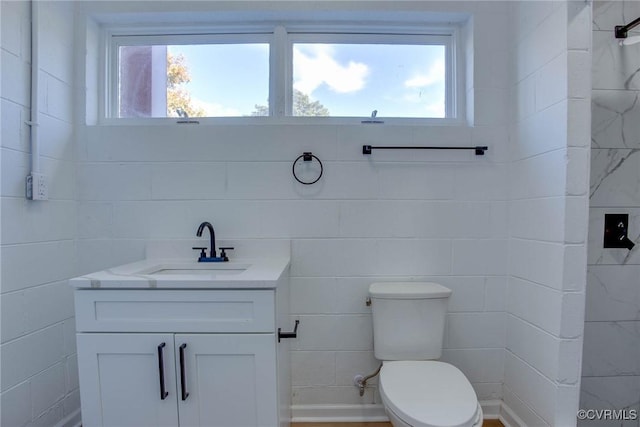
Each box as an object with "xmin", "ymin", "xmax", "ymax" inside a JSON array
[{"xmin": 74, "ymin": 286, "xmax": 291, "ymax": 427}]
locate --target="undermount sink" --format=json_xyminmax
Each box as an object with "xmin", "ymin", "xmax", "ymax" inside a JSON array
[{"xmin": 145, "ymin": 263, "xmax": 249, "ymax": 276}]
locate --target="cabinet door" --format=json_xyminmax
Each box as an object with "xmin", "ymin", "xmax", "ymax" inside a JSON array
[
  {"xmin": 175, "ymin": 334, "xmax": 278, "ymax": 427},
  {"xmin": 77, "ymin": 333, "xmax": 179, "ymax": 427}
]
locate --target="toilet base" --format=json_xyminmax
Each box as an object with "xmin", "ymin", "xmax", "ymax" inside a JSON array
[{"xmin": 384, "ymin": 402, "xmax": 483, "ymax": 427}]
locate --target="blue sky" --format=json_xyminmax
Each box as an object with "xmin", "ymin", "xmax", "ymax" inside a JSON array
[{"xmin": 168, "ymin": 42, "xmax": 445, "ymax": 117}]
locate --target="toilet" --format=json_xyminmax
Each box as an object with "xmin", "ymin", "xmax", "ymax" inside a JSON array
[{"xmin": 369, "ymin": 282, "xmax": 482, "ymax": 427}]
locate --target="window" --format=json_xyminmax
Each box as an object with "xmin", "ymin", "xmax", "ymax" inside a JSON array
[
  {"xmin": 291, "ymin": 35, "xmax": 450, "ymax": 118},
  {"xmin": 111, "ymin": 34, "xmax": 270, "ymax": 118},
  {"xmin": 105, "ymin": 25, "xmax": 459, "ymax": 121}
]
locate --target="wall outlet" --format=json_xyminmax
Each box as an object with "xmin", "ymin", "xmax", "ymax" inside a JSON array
[{"xmin": 26, "ymin": 173, "xmax": 48, "ymax": 201}]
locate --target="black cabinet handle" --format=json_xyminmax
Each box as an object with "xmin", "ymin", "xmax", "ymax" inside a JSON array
[
  {"xmin": 157, "ymin": 343, "xmax": 169, "ymax": 400},
  {"xmin": 179, "ymin": 343, "xmax": 189, "ymax": 401}
]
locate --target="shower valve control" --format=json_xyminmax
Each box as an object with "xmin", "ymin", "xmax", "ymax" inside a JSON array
[{"xmin": 604, "ymin": 213, "xmax": 635, "ymax": 250}]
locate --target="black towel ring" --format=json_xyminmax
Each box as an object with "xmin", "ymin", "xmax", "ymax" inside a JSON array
[{"xmin": 292, "ymin": 152, "xmax": 323, "ymax": 185}]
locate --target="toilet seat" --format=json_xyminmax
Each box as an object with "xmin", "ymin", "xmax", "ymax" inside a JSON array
[{"xmin": 379, "ymin": 361, "xmax": 480, "ymax": 427}]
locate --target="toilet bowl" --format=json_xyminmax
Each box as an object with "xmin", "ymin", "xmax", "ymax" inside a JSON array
[
  {"xmin": 369, "ymin": 283, "xmax": 481, "ymax": 427},
  {"xmin": 378, "ymin": 361, "xmax": 482, "ymax": 427}
]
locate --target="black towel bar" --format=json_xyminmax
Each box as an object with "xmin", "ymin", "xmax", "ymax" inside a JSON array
[{"xmin": 362, "ymin": 145, "xmax": 488, "ymax": 156}]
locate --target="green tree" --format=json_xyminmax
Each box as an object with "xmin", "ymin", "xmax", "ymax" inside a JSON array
[
  {"xmin": 251, "ymin": 89, "xmax": 330, "ymax": 116},
  {"xmin": 167, "ymin": 52, "xmax": 205, "ymax": 117}
]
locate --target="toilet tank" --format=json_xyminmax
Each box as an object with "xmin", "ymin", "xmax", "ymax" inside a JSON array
[{"xmin": 369, "ymin": 282, "xmax": 452, "ymax": 361}]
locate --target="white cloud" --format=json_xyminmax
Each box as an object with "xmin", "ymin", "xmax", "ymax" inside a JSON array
[
  {"xmin": 191, "ymin": 97, "xmax": 242, "ymax": 117},
  {"xmin": 404, "ymin": 59, "xmax": 445, "ymax": 88},
  {"xmin": 293, "ymin": 45, "xmax": 369, "ymax": 95}
]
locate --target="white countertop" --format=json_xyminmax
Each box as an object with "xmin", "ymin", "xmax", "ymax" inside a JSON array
[{"xmin": 69, "ymin": 257, "xmax": 290, "ymax": 289}]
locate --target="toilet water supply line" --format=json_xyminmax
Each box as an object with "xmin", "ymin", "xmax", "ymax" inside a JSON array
[
  {"xmin": 25, "ymin": 0, "xmax": 44, "ymax": 200},
  {"xmin": 355, "ymin": 363, "xmax": 382, "ymax": 397}
]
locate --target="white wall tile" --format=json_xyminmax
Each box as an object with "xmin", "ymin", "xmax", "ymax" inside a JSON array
[
  {"xmin": 151, "ymin": 163, "xmax": 226, "ymax": 200},
  {"xmin": 62, "ymin": 320, "xmax": 77, "ymax": 357},
  {"xmin": 452, "ymin": 165, "xmax": 509, "ymax": 201},
  {"xmin": 580, "ymin": 376, "xmax": 640, "ymax": 427},
  {"xmin": 77, "ymin": 163, "xmax": 152, "ymax": 201},
  {"xmin": 1, "ymin": 199, "xmax": 76, "ymax": 244},
  {"xmin": 1, "ymin": 324, "xmax": 65, "ymax": 391},
  {"xmin": 441, "ymin": 348, "xmax": 504, "ymax": 383},
  {"xmin": 590, "ymin": 149, "xmax": 640, "ymax": 207},
  {"xmin": 42, "ymin": 74, "xmax": 73, "ymax": 123},
  {"xmin": 38, "ymin": 1, "xmax": 75, "ymax": 85},
  {"xmin": 1, "ymin": 49, "xmax": 31, "ymax": 107},
  {"xmin": 452, "ymin": 239, "xmax": 507, "ymax": 275},
  {"xmin": 582, "ymin": 321, "xmax": 640, "ymax": 377},
  {"xmin": 25, "ymin": 281, "xmax": 74, "ymax": 333},
  {"xmin": 376, "ymin": 239, "xmax": 452, "ymax": 276},
  {"xmin": 507, "ymin": 315, "xmax": 580, "ymax": 384},
  {"xmin": 567, "ymin": 2, "xmax": 591, "ymax": 51},
  {"xmin": 29, "ymin": 403, "xmax": 64, "ymax": 427},
  {"xmin": 503, "ymin": 385, "xmax": 550, "ymax": 427},
  {"xmin": 290, "ymin": 278, "xmax": 337, "ymax": 314},
  {"xmin": 508, "ymin": 277, "xmax": 563, "ymax": 336},
  {"xmin": 65, "ymin": 354, "xmax": 79, "ymax": 393},
  {"xmin": 63, "ymin": 389, "xmax": 81, "ymax": 419},
  {"xmin": 292, "ymin": 385, "xmax": 375, "ymax": 406},
  {"xmin": 586, "ymin": 265, "xmax": 640, "ymax": 321},
  {"xmin": 1, "ymin": 99, "xmax": 29, "ymax": 152},
  {"xmin": 375, "ymin": 163, "xmax": 454, "ymax": 200},
  {"xmin": 338, "ymin": 201, "xmax": 494, "ymax": 239},
  {"xmin": 509, "ymin": 239, "xmax": 565, "ymax": 289},
  {"xmin": 258, "ymin": 201, "xmax": 339, "ymax": 238},
  {"xmin": 31, "ymin": 363, "xmax": 65, "ymax": 418},
  {"xmin": 509, "ymin": 197, "xmax": 566, "ymax": 243},
  {"xmin": 485, "ymin": 276, "xmax": 507, "ymax": 311},
  {"xmin": 1, "ymin": 291, "xmax": 27, "ymax": 343},
  {"xmin": 291, "ymin": 315, "xmax": 373, "ymax": 352},
  {"xmin": 77, "ymin": 202, "xmax": 113, "ymax": 239},
  {"xmin": 568, "ymin": 99, "xmax": 592, "ymax": 148},
  {"xmin": 473, "ymin": 88, "xmax": 509, "ymax": 127},
  {"xmin": 38, "ymin": 114, "xmax": 74, "ymax": 161},
  {"xmin": 592, "ymin": 90, "xmax": 640, "ymax": 149},
  {"xmin": 511, "ymin": 100, "xmax": 569, "ymax": 160},
  {"xmin": 1, "ymin": 382, "xmax": 31, "ymax": 427},
  {"xmin": 592, "ymin": 30, "xmax": 640, "ymax": 90},
  {"xmin": 291, "ymin": 351, "xmax": 335, "ymax": 386},
  {"xmin": 1, "ymin": 240, "xmax": 76, "ymax": 293},
  {"xmin": 567, "ymin": 147, "xmax": 590, "ymax": 197},
  {"xmin": 446, "ymin": 312, "xmax": 505, "ymax": 349},
  {"xmin": 536, "ymin": 52, "xmax": 568, "ymax": 111},
  {"xmin": 504, "ymin": 352, "xmax": 557, "ymax": 425},
  {"xmin": 0, "ymin": 0, "xmax": 27, "ymax": 56},
  {"xmin": 509, "ymin": 149, "xmax": 567, "ymax": 200},
  {"xmin": 472, "ymin": 383, "xmax": 503, "ymax": 401},
  {"xmin": 568, "ymin": 50, "xmax": 592, "ymax": 100}
]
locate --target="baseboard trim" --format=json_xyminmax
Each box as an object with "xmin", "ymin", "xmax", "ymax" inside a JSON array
[
  {"xmin": 53, "ymin": 409, "xmax": 82, "ymax": 427},
  {"xmin": 291, "ymin": 404, "xmax": 388, "ymax": 422},
  {"xmin": 499, "ymin": 402, "xmax": 527, "ymax": 427},
  {"xmin": 291, "ymin": 400, "xmax": 525, "ymax": 425}
]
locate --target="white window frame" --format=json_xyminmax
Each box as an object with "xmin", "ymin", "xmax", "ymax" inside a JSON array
[
  {"xmin": 106, "ymin": 28, "xmax": 274, "ymax": 120},
  {"xmin": 286, "ymin": 30, "xmax": 456, "ymax": 119},
  {"xmin": 101, "ymin": 23, "xmax": 463, "ymax": 125}
]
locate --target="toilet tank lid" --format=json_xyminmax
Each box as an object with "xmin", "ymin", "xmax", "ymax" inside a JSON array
[{"xmin": 369, "ymin": 282, "xmax": 452, "ymax": 299}]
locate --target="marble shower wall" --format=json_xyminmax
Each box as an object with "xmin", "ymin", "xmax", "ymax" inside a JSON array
[{"xmin": 581, "ymin": 2, "xmax": 640, "ymax": 425}]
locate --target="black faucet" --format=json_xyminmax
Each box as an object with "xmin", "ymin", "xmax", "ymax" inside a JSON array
[{"xmin": 196, "ymin": 221, "xmax": 216, "ymax": 258}]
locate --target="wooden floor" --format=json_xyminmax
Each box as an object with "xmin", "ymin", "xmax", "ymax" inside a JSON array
[{"xmin": 292, "ymin": 420, "xmax": 504, "ymax": 427}]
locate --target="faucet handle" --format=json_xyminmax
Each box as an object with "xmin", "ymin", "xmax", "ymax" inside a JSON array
[
  {"xmin": 219, "ymin": 247, "xmax": 234, "ymax": 262},
  {"xmin": 192, "ymin": 247, "xmax": 207, "ymax": 260}
]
